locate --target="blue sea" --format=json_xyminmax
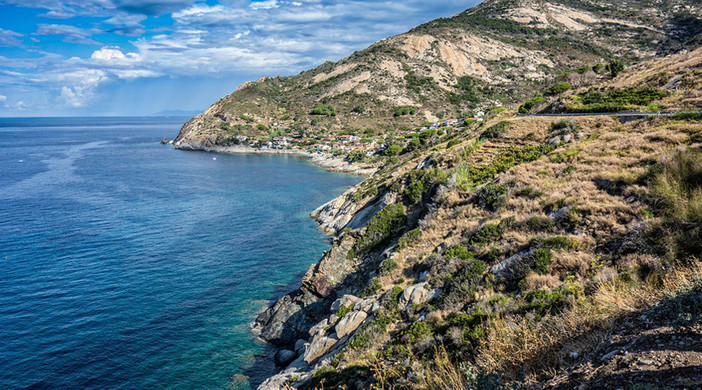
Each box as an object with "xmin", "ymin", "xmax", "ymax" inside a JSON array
[{"xmin": 0, "ymin": 117, "xmax": 361, "ymax": 390}]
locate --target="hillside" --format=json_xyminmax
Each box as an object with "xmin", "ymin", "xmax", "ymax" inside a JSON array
[
  {"xmin": 174, "ymin": 0, "xmax": 701, "ymax": 151},
  {"xmin": 250, "ymin": 46, "xmax": 702, "ymax": 389}
]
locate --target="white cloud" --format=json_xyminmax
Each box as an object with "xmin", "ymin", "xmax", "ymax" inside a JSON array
[{"xmin": 0, "ymin": 27, "xmax": 24, "ymax": 47}]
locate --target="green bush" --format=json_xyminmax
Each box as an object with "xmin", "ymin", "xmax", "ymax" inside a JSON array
[
  {"xmin": 518, "ymin": 96, "xmax": 547, "ymax": 114},
  {"xmin": 394, "ymin": 106, "xmax": 417, "ymax": 116},
  {"xmin": 356, "ymin": 203, "xmax": 406, "ymax": 254},
  {"xmin": 311, "ymin": 104, "xmax": 336, "ymax": 116},
  {"xmin": 445, "ymin": 245, "xmax": 474, "ymax": 261},
  {"xmin": 405, "ymin": 321, "xmax": 433, "ymax": 344},
  {"xmin": 671, "ymin": 112, "xmax": 702, "ymax": 121},
  {"xmin": 607, "ymin": 59, "xmax": 625, "ymax": 77},
  {"xmin": 336, "ymin": 305, "xmax": 351, "ymax": 318},
  {"xmin": 347, "ymin": 313, "xmax": 392, "ymax": 350},
  {"xmin": 547, "ymin": 82, "xmax": 572, "ymax": 95},
  {"xmin": 550, "ymin": 119, "xmax": 579, "ymax": 132},
  {"xmin": 567, "ymin": 87, "xmax": 669, "ymax": 113},
  {"xmin": 398, "ymin": 228, "xmax": 422, "ymax": 249},
  {"xmin": 480, "ymin": 121, "xmax": 509, "ymax": 139},
  {"xmin": 475, "ymin": 183, "xmax": 509, "ymax": 212},
  {"xmin": 468, "ymin": 224, "xmax": 502, "ymax": 247},
  {"xmin": 531, "ymin": 235, "xmax": 579, "ymax": 250},
  {"xmin": 362, "ymin": 277, "xmax": 382, "ymax": 297},
  {"xmin": 577, "ymin": 65, "xmax": 591, "ymax": 74},
  {"xmin": 379, "ymin": 258, "xmax": 398, "ymax": 276},
  {"xmin": 447, "ymin": 139, "xmax": 461, "ymax": 148},
  {"xmin": 385, "ymin": 144, "xmax": 403, "ymax": 156},
  {"xmin": 531, "ymin": 248, "xmax": 553, "ymax": 275},
  {"xmin": 519, "ymin": 288, "xmax": 570, "ymax": 316},
  {"xmin": 526, "ymin": 216, "xmax": 554, "ymax": 231}
]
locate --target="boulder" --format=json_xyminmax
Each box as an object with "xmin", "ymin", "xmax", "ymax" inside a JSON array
[
  {"xmin": 335, "ymin": 311, "xmax": 368, "ymax": 338},
  {"xmin": 274, "ymin": 349, "xmax": 297, "ymax": 367},
  {"xmin": 489, "ymin": 250, "xmax": 534, "ymax": 279},
  {"xmin": 399, "ymin": 283, "xmax": 440, "ymax": 310},
  {"xmin": 331, "ymin": 294, "xmax": 361, "ymax": 312},
  {"xmin": 304, "ymin": 334, "xmax": 340, "ymax": 363},
  {"xmin": 294, "ymin": 339, "xmax": 307, "ymax": 352}
]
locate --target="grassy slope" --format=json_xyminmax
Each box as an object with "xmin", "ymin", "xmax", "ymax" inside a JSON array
[{"xmin": 295, "ymin": 47, "xmax": 702, "ymax": 390}]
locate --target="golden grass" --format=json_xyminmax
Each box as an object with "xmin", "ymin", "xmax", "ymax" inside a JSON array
[{"xmin": 473, "ymin": 261, "xmax": 702, "ymax": 382}]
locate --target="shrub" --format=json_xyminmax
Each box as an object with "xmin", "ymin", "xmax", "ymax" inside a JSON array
[
  {"xmin": 447, "ymin": 139, "xmax": 461, "ymax": 148},
  {"xmin": 550, "ymin": 119, "xmax": 579, "ymax": 132},
  {"xmin": 352, "ymin": 105, "xmax": 366, "ymax": 114},
  {"xmin": 480, "ymin": 121, "xmax": 509, "ymax": 139},
  {"xmin": 385, "ymin": 144, "xmax": 403, "ymax": 156},
  {"xmin": 379, "ymin": 258, "xmax": 398, "ymax": 276},
  {"xmin": 445, "ymin": 245, "xmax": 474, "ymax": 261},
  {"xmin": 336, "ymin": 305, "xmax": 351, "ymax": 318},
  {"xmin": 362, "ymin": 277, "xmax": 382, "ymax": 297},
  {"xmin": 468, "ymin": 224, "xmax": 502, "ymax": 247},
  {"xmin": 577, "ymin": 65, "xmax": 591, "ymax": 74},
  {"xmin": 406, "ymin": 321, "xmax": 433, "ymax": 344},
  {"xmin": 394, "ymin": 106, "xmax": 417, "ymax": 116},
  {"xmin": 607, "ymin": 59, "xmax": 625, "ymax": 77},
  {"xmin": 475, "ymin": 183, "xmax": 509, "ymax": 212},
  {"xmin": 348, "ymin": 313, "xmax": 392, "ymax": 350},
  {"xmin": 311, "ymin": 104, "xmax": 336, "ymax": 116},
  {"xmin": 531, "ymin": 248, "xmax": 553, "ymax": 275},
  {"xmin": 532, "ymin": 235, "xmax": 580, "ymax": 250},
  {"xmin": 398, "ymin": 228, "xmax": 422, "ymax": 249},
  {"xmin": 546, "ymin": 82, "xmax": 572, "ymax": 95},
  {"xmin": 671, "ymin": 112, "xmax": 702, "ymax": 121},
  {"xmin": 356, "ymin": 203, "xmax": 407, "ymax": 254},
  {"xmin": 519, "ymin": 288, "xmax": 569, "ymax": 316},
  {"xmin": 526, "ymin": 216, "xmax": 554, "ymax": 231},
  {"xmin": 518, "ymin": 96, "xmax": 547, "ymax": 114}
]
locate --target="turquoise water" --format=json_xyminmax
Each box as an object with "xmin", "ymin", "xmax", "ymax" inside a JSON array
[{"xmin": 0, "ymin": 117, "xmax": 361, "ymax": 389}]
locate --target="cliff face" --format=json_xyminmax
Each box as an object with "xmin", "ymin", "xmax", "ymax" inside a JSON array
[
  {"xmin": 249, "ymin": 46, "xmax": 702, "ymax": 389},
  {"xmin": 174, "ymin": 0, "xmax": 702, "ymax": 149}
]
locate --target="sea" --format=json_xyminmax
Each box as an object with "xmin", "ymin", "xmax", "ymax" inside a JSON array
[{"xmin": 0, "ymin": 117, "xmax": 362, "ymax": 390}]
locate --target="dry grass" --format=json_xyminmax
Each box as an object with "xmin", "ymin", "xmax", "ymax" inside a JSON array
[{"xmin": 473, "ymin": 261, "xmax": 702, "ymax": 382}]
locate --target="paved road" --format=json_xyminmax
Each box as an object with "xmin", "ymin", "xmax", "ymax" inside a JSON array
[{"xmin": 516, "ymin": 111, "xmax": 700, "ymax": 117}]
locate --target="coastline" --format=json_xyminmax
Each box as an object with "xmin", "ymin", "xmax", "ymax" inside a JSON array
[{"xmin": 174, "ymin": 143, "xmax": 378, "ymax": 176}]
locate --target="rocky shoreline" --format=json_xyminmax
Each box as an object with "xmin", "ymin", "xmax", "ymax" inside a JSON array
[{"xmin": 172, "ymin": 141, "xmax": 377, "ymax": 176}]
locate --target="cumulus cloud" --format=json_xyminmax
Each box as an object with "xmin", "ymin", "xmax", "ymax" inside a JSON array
[
  {"xmin": 0, "ymin": 94, "xmax": 8, "ymax": 108},
  {"xmin": 0, "ymin": 0, "xmax": 474, "ymax": 112}
]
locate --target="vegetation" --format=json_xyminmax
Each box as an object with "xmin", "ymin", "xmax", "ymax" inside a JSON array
[
  {"xmin": 480, "ymin": 121, "xmax": 509, "ymax": 139},
  {"xmin": 311, "ymin": 104, "xmax": 337, "ymax": 116},
  {"xmin": 566, "ymin": 88, "xmax": 669, "ymax": 113},
  {"xmin": 354, "ymin": 203, "xmax": 407, "ymax": 255},
  {"xmin": 518, "ymin": 96, "xmax": 547, "ymax": 114},
  {"xmin": 546, "ymin": 82, "xmax": 572, "ymax": 95}
]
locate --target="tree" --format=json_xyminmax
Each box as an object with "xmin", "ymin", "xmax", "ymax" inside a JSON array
[{"xmin": 607, "ymin": 60, "xmax": 624, "ymax": 77}]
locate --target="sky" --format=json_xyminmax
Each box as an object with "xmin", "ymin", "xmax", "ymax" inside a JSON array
[{"xmin": 0, "ymin": 0, "xmax": 478, "ymax": 117}]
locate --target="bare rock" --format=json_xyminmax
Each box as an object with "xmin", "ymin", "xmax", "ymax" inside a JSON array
[
  {"xmin": 274, "ymin": 349, "xmax": 298, "ymax": 367},
  {"xmin": 399, "ymin": 283, "xmax": 440, "ymax": 310},
  {"xmin": 304, "ymin": 334, "xmax": 340, "ymax": 363},
  {"xmin": 331, "ymin": 295, "xmax": 361, "ymax": 312},
  {"xmin": 335, "ymin": 310, "xmax": 368, "ymax": 338},
  {"xmin": 490, "ymin": 250, "xmax": 534, "ymax": 279}
]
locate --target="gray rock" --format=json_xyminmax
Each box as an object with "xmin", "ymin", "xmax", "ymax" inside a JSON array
[
  {"xmin": 575, "ymin": 132, "xmax": 584, "ymax": 139},
  {"xmin": 418, "ymin": 270, "xmax": 429, "ymax": 282},
  {"xmin": 548, "ymin": 136, "xmax": 561, "ymax": 145},
  {"xmin": 489, "ymin": 250, "xmax": 534, "ymax": 279},
  {"xmin": 550, "ymin": 205, "xmax": 573, "ymax": 222},
  {"xmin": 353, "ymin": 297, "xmax": 376, "ymax": 312},
  {"xmin": 399, "ymin": 283, "xmax": 440, "ymax": 310},
  {"xmin": 304, "ymin": 334, "xmax": 339, "ymax": 363},
  {"xmin": 562, "ymin": 133, "xmax": 572, "ymax": 143},
  {"xmin": 330, "ymin": 294, "xmax": 360, "ymax": 313},
  {"xmin": 601, "ymin": 349, "xmax": 620, "ymax": 361},
  {"xmin": 335, "ymin": 310, "xmax": 368, "ymax": 338},
  {"xmin": 308, "ymin": 318, "xmax": 329, "ymax": 337},
  {"xmin": 274, "ymin": 349, "xmax": 298, "ymax": 367}
]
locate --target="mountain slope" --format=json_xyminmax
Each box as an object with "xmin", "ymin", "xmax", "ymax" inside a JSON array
[
  {"xmin": 253, "ymin": 46, "xmax": 702, "ymax": 389},
  {"xmin": 174, "ymin": 0, "xmax": 701, "ymax": 150}
]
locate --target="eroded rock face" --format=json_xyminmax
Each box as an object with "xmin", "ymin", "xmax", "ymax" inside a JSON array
[
  {"xmin": 345, "ymin": 192, "xmax": 398, "ymax": 230},
  {"xmin": 335, "ymin": 310, "xmax": 368, "ymax": 338}
]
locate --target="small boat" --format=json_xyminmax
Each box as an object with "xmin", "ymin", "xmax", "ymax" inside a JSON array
[
  {"xmin": 212, "ymin": 157, "xmax": 217, "ymax": 160},
  {"xmin": 18, "ymin": 159, "xmax": 23, "ymax": 163}
]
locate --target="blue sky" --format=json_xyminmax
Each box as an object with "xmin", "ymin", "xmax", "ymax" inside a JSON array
[{"xmin": 0, "ymin": 0, "xmax": 477, "ymax": 116}]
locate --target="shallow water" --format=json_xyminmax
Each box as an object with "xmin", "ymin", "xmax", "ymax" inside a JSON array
[{"xmin": 0, "ymin": 117, "xmax": 361, "ymax": 389}]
